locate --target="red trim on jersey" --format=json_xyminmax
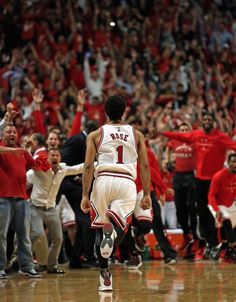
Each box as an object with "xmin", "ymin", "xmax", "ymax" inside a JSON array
[
  {"xmin": 90, "ymin": 202, "xmax": 99, "ymax": 225},
  {"xmin": 98, "ymin": 170, "xmax": 134, "ymax": 181},
  {"xmin": 106, "ymin": 209, "xmax": 133, "ymax": 233},
  {"xmin": 98, "ymin": 174, "xmax": 133, "ymax": 181},
  {"xmin": 98, "ymin": 170, "xmax": 132, "ymax": 176},
  {"xmin": 132, "ymin": 126, "xmax": 138, "ymax": 152},
  {"xmin": 96, "ymin": 126, "xmax": 104, "ymax": 151},
  {"xmin": 91, "ymin": 222, "xmax": 104, "ymax": 228},
  {"xmin": 106, "ymin": 209, "xmax": 124, "ymax": 229},
  {"xmin": 63, "ymin": 221, "xmax": 76, "ymax": 228},
  {"xmin": 136, "ymin": 216, "xmax": 153, "ymax": 222}
]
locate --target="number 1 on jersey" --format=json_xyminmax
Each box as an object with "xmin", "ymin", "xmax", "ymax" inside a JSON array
[{"xmin": 116, "ymin": 145, "xmax": 124, "ymax": 164}]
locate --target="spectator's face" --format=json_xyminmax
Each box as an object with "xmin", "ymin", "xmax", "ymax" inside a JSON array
[
  {"xmin": 29, "ymin": 134, "xmax": 43, "ymax": 152},
  {"xmin": 91, "ymin": 70, "xmax": 99, "ymax": 80},
  {"xmin": 58, "ymin": 35, "xmax": 65, "ymax": 44},
  {"xmin": 47, "ymin": 132, "xmax": 60, "ymax": 148},
  {"xmin": 179, "ymin": 125, "xmax": 190, "ymax": 133},
  {"xmin": 228, "ymin": 156, "xmax": 236, "ymax": 174},
  {"xmin": 202, "ymin": 115, "xmax": 214, "ymax": 132},
  {"xmin": 48, "ymin": 150, "xmax": 61, "ymax": 167},
  {"xmin": 148, "ymin": 82, "xmax": 157, "ymax": 92},
  {"xmin": 21, "ymin": 134, "xmax": 31, "ymax": 148},
  {"xmin": 2, "ymin": 126, "xmax": 18, "ymax": 147},
  {"xmin": 161, "ymin": 160, "xmax": 168, "ymax": 172}
]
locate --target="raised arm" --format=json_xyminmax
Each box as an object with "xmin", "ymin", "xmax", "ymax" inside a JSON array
[
  {"xmin": 31, "ymin": 88, "xmax": 46, "ymax": 136},
  {"xmin": 162, "ymin": 131, "xmax": 194, "ymax": 143},
  {"xmin": 0, "ymin": 146, "xmax": 24, "ymax": 155},
  {"xmin": 219, "ymin": 133, "xmax": 236, "ymax": 152},
  {"xmin": 84, "ymin": 56, "xmax": 91, "ymax": 85},
  {"xmin": 0, "ymin": 103, "xmax": 18, "ymax": 133},
  {"xmin": 67, "ymin": 89, "xmax": 85, "ymax": 137}
]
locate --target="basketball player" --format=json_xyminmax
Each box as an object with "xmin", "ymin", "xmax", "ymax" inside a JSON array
[
  {"xmin": 81, "ymin": 95, "xmax": 151, "ymax": 291},
  {"xmin": 208, "ymin": 153, "xmax": 236, "ymax": 261}
]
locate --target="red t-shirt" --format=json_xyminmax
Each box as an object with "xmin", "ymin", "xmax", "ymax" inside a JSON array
[
  {"xmin": 163, "ymin": 129, "xmax": 236, "ymax": 180},
  {"xmin": 0, "ymin": 143, "xmax": 35, "ymax": 198},
  {"xmin": 168, "ymin": 140, "xmax": 195, "ymax": 172},
  {"xmin": 208, "ymin": 168, "xmax": 236, "ymax": 212}
]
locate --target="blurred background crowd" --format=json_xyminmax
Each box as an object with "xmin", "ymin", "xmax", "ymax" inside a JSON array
[{"xmin": 1, "ymin": 0, "xmax": 236, "ymax": 159}]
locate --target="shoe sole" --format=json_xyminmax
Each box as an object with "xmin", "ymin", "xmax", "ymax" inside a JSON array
[
  {"xmin": 0, "ymin": 275, "xmax": 7, "ymax": 279},
  {"xmin": 100, "ymin": 223, "xmax": 114, "ymax": 259},
  {"xmin": 19, "ymin": 271, "xmax": 42, "ymax": 278},
  {"xmin": 99, "ymin": 286, "xmax": 113, "ymax": 291}
]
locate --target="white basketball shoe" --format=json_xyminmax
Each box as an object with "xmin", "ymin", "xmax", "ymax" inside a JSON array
[{"xmin": 99, "ymin": 269, "xmax": 113, "ymax": 291}]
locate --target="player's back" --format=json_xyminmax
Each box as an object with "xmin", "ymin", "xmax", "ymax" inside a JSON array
[{"xmin": 95, "ymin": 124, "xmax": 138, "ymax": 179}]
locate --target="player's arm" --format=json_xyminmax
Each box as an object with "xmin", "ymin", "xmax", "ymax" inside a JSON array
[
  {"xmin": 136, "ymin": 130, "xmax": 151, "ymax": 209},
  {"xmin": 0, "ymin": 146, "xmax": 25, "ymax": 155},
  {"xmin": 161, "ymin": 131, "xmax": 194, "ymax": 143},
  {"xmin": 81, "ymin": 129, "xmax": 99, "ymax": 213},
  {"xmin": 82, "ymin": 131, "xmax": 98, "ymax": 197},
  {"xmin": 208, "ymin": 172, "xmax": 221, "ymax": 222}
]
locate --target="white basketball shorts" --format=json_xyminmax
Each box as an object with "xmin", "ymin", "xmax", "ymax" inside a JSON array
[{"xmin": 90, "ymin": 175, "xmax": 137, "ymax": 232}]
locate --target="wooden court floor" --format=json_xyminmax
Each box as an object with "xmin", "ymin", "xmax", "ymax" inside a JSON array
[{"xmin": 1, "ymin": 260, "xmax": 236, "ymax": 302}]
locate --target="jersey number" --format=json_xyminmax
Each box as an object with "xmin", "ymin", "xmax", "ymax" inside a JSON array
[{"xmin": 116, "ymin": 145, "xmax": 124, "ymax": 164}]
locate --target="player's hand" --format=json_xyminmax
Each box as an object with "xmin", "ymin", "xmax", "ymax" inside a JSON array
[
  {"xmin": 77, "ymin": 89, "xmax": 86, "ymax": 106},
  {"xmin": 5, "ymin": 103, "xmax": 18, "ymax": 121},
  {"xmin": 140, "ymin": 195, "xmax": 152, "ymax": 210},
  {"xmin": 32, "ymin": 88, "xmax": 44, "ymax": 104},
  {"xmin": 81, "ymin": 196, "xmax": 91, "ymax": 213}
]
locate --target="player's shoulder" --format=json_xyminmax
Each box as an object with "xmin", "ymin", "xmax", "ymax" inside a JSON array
[
  {"xmin": 133, "ymin": 128, "xmax": 144, "ymax": 139},
  {"xmin": 87, "ymin": 128, "xmax": 101, "ymax": 140}
]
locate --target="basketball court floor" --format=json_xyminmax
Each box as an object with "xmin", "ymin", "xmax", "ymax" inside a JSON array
[{"xmin": 1, "ymin": 260, "xmax": 236, "ymax": 302}]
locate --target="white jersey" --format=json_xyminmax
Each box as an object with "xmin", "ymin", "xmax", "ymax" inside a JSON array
[{"xmin": 95, "ymin": 124, "xmax": 138, "ymax": 180}]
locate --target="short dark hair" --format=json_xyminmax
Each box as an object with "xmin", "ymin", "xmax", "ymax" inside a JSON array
[
  {"xmin": 105, "ymin": 95, "xmax": 126, "ymax": 121},
  {"xmin": 202, "ymin": 110, "xmax": 215, "ymax": 120},
  {"xmin": 178, "ymin": 122, "xmax": 191, "ymax": 129},
  {"xmin": 228, "ymin": 153, "xmax": 236, "ymax": 162},
  {"xmin": 32, "ymin": 133, "xmax": 45, "ymax": 146},
  {"xmin": 48, "ymin": 147, "xmax": 61, "ymax": 154},
  {"xmin": 84, "ymin": 120, "xmax": 99, "ymax": 134}
]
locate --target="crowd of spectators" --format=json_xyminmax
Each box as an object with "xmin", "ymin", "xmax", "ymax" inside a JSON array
[
  {"xmin": 1, "ymin": 0, "xmax": 236, "ymax": 267},
  {"xmin": 0, "ymin": 0, "xmax": 236, "ymax": 159}
]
